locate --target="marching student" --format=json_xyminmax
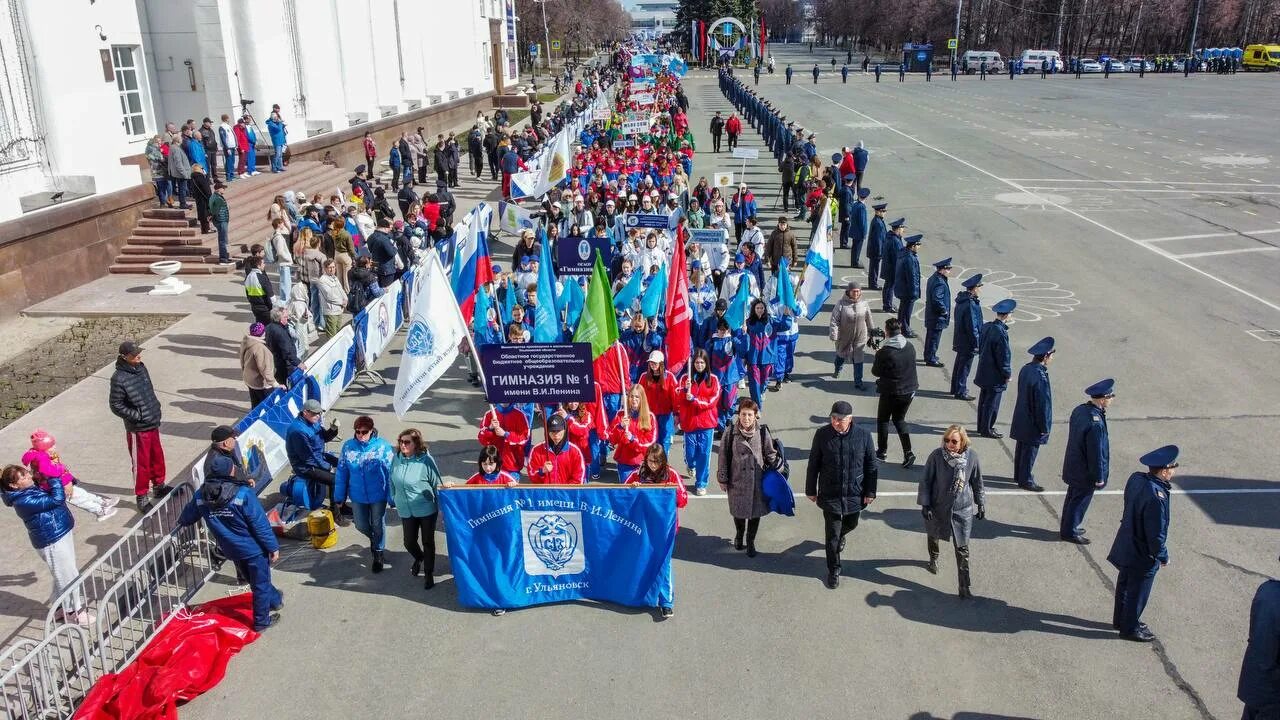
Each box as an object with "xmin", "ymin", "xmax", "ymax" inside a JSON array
[
  {"xmin": 527, "ymin": 415, "xmax": 587, "ymax": 484},
  {"xmin": 609, "ymin": 385, "xmax": 657, "ymax": 483}
]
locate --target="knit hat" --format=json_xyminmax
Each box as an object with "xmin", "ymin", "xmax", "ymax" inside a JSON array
[
  {"xmin": 29, "ymin": 430, "xmax": 54, "ymax": 452},
  {"xmin": 249, "ymin": 322, "xmax": 266, "ymax": 337}
]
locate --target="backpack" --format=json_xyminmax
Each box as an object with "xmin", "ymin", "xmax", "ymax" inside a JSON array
[
  {"xmin": 348, "ymin": 280, "xmax": 370, "ymax": 315},
  {"xmin": 759, "ymin": 424, "xmax": 789, "ymax": 479}
]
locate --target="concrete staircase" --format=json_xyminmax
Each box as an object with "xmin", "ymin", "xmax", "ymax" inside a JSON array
[{"xmin": 109, "ymin": 160, "xmax": 356, "ymax": 275}]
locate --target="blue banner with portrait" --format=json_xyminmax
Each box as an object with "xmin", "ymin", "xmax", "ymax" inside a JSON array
[{"xmin": 438, "ymin": 486, "xmax": 676, "ymax": 610}]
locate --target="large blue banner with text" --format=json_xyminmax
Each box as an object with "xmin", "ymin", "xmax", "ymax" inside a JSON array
[{"xmin": 439, "ymin": 486, "xmax": 676, "ymax": 610}]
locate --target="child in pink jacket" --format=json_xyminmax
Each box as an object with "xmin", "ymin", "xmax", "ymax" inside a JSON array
[{"xmin": 22, "ymin": 430, "xmax": 119, "ymax": 521}]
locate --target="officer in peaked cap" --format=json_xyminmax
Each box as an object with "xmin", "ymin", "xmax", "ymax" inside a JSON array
[
  {"xmin": 850, "ymin": 187, "xmax": 871, "ymax": 269},
  {"xmin": 837, "ymin": 174, "xmax": 857, "ymax": 251},
  {"xmin": 1107, "ymin": 444, "xmax": 1179, "ymax": 642},
  {"xmin": 881, "ymin": 218, "xmax": 906, "ymax": 313},
  {"xmin": 974, "ymin": 299, "xmax": 1016, "ymax": 437},
  {"xmin": 894, "ymin": 234, "xmax": 923, "ymax": 338},
  {"xmin": 950, "ymin": 274, "xmax": 983, "ymax": 401},
  {"xmin": 1010, "ymin": 337, "xmax": 1056, "ymax": 492},
  {"xmin": 1060, "ymin": 379, "xmax": 1114, "ymax": 543},
  {"xmin": 923, "ymin": 257, "xmax": 953, "ymax": 367},
  {"xmin": 866, "ymin": 202, "xmax": 888, "ymax": 290}
]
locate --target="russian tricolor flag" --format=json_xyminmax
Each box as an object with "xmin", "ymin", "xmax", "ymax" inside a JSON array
[{"xmin": 452, "ymin": 202, "xmax": 495, "ymax": 324}]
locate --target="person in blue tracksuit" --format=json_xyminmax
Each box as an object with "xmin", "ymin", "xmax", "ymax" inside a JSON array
[
  {"xmin": 177, "ymin": 473, "xmax": 282, "ymax": 631},
  {"xmin": 1060, "ymin": 378, "xmax": 1113, "ymax": 543},
  {"xmin": 950, "ymin": 274, "xmax": 983, "ymax": 400},
  {"xmin": 1107, "ymin": 445, "xmax": 1178, "ymax": 643},
  {"xmin": 769, "ymin": 295, "xmax": 803, "ymax": 387},
  {"xmin": 974, "ymin": 299, "xmax": 1016, "ymax": 437},
  {"xmin": 1009, "ymin": 337, "xmax": 1055, "ymax": 492},
  {"xmin": 335, "ymin": 416, "xmax": 395, "ymax": 573},
  {"xmin": 266, "ymin": 110, "xmax": 287, "ymax": 173},
  {"xmin": 922, "ymin": 257, "xmax": 952, "ymax": 366},
  {"xmin": 849, "ymin": 187, "xmax": 870, "ymax": 268},
  {"xmin": 708, "ymin": 319, "xmax": 742, "ymax": 431},
  {"xmin": 739, "ymin": 300, "xmax": 783, "ymax": 408},
  {"xmin": 866, "ymin": 203, "xmax": 887, "ymax": 290},
  {"xmin": 893, "ymin": 234, "xmax": 923, "ymax": 338},
  {"xmin": 881, "ymin": 218, "xmax": 906, "ymax": 312}
]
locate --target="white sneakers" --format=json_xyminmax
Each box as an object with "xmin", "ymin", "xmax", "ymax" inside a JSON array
[{"xmin": 96, "ymin": 506, "xmax": 118, "ymax": 522}]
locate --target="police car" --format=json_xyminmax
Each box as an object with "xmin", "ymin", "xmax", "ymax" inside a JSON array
[{"xmin": 1077, "ymin": 58, "xmax": 1104, "ymax": 73}]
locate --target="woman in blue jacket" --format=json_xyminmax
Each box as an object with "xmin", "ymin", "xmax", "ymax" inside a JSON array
[
  {"xmin": 1, "ymin": 464, "xmax": 88, "ymax": 625},
  {"xmin": 388, "ymin": 428, "xmax": 442, "ymax": 589},
  {"xmin": 336, "ymin": 416, "xmax": 394, "ymax": 573}
]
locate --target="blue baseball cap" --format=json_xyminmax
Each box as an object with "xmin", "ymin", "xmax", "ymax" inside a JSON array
[
  {"xmin": 734, "ymin": 252, "xmax": 746, "ymax": 263},
  {"xmin": 1085, "ymin": 378, "xmax": 1116, "ymax": 397},
  {"xmin": 992, "ymin": 299, "xmax": 1017, "ymax": 314},
  {"xmin": 1139, "ymin": 445, "xmax": 1179, "ymax": 469}
]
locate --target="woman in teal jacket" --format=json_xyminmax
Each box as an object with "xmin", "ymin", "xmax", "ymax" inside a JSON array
[{"xmin": 389, "ymin": 428, "xmax": 443, "ymax": 589}]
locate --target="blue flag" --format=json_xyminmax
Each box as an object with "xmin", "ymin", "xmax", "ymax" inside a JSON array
[
  {"xmin": 725, "ymin": 273, "xmax": 752, "ymax": 329},
  {"xmin": 613, "ymin": 268, "xmax": 645, "ymax": 312},
  {"xmin": 473, "ymin": 287, "xmax": 493, "ymax": 337},
  {"xmin": 533, "ymin": 229, "xmax": 560, "ymax": 343},
  {"xmin": 438, "ymin": 486, "xmax": 676, "ymax": 610},
  {"xmin": 775, "ymin": 258, "xmax": 796, "ymax": 310},
  {"xmin": 500, "ymin": 279, "xmax": 517, "ymax": 327},
  {"xmin": 561, "ymin": 277, "xmax": 586, "ymax": 331},
  {"xmin": 640, "ymin": 269, "xmax": 668, "ymax": 318}
]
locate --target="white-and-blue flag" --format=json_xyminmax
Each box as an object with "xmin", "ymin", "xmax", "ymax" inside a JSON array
[
  {"xmin": 798, "ymin": 198, "xmax": 833, "ymax": 320},
  {"xmin": 393, "ymin": 252, "xmax": 469, "ymax": 418}
]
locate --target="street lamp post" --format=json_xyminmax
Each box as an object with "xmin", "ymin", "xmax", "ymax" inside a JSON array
[
  {"xmin": 535, "ymin": 0, "xmax": 552, "ymax": 72},
  {"xmin": 952, "ymin": 0, "xmax": 963, "ymax": 68}
]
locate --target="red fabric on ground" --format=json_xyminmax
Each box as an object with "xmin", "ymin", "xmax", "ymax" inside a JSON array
[{"xmin": 74, "ymin": 593, "xmax": 260, "ymax": 720}]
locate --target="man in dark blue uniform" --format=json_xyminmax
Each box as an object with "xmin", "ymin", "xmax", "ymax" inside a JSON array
[
  {"xmin": 837, "ymin": 174, "xmax": 855, "ymax": 251},
  {"xmin": 875, "ymin": 63, "xmax": 882, "ymax": 82},
  {"xmin": 812, "ymin": 63, "xmax": 820, "ymax": 83},
  {"xmin": 178, "ymin": 461, "xmax": 283, "ymax": 631},
  {"xmin": 1238, "ymin": 554, "xmax": 1280, "ymax": 718},
  {"xmin": 974, "ymin": 299, "xmax": 1016, "ymax": 438},
  {"xmin": 1009, "ymin": 337, "xmax": 1055, "ymax": 492},
  {"xmin": 841, "ymin": 64, "xmax": 849, "ymax": 83},
  {"xmin": 894, "ymin": 234, "xmax": 923, "ymax": 338},
  {"xmin": 1060, "ymin": 379, "xmax": 1114, "ymax": 543},
  {"xmin": 850, "ymin": 187, "xmax": 870, "ymax": 268},
  {"xmin": 1107, "ymin": 445, "xmax": 1178, "ymax": 642},
  {"xmin": 950, "ymin": 59, "xmax": 958, "ymax": 80},
  {"xmin": 950, "ymin": 274, "xmax": 983, "ymax": 400},
  {"xmin": 785, "ymin": 64, "xmax": 793, "ymax": 84},
  {"xmin": 866, "ymin": 203, "xmax": 887, "ymax": 290},
  {"xmin": 753, "ymin": 63, "xmax": 761, "ymax": 85},
  {"xmin": 880, "ymin": 218, "xmax": 905, "ymax": 312},
  {"xmin": 922, "ymin": 258, "xmax": 952, "ymax": 367},
  {"xmin": 899, "ymin": 61, "xmax": 906, "ymax": 82}
]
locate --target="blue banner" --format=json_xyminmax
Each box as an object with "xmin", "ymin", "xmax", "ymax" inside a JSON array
[{"xmin": 439, "ymin": 486, "xmax": 676, "ymax": 610}]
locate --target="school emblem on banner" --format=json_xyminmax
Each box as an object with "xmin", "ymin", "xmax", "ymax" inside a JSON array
[
  {"xmin": 405, "ymin": 320, "xmax": 436, "ymax": 358},
  {"xmin": 522, "ymin": 512, "xmax": 585, "ymax": 577}
]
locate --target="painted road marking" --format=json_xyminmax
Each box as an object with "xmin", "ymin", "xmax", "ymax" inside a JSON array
[
  {"xmin": 794, "ymin": 85, "xmax": 1280, "ymax": 313},
  {"xmin": 1141, "ymin": 229, "xmax": 1280, "ymax": 243},
  {"xmin": 688, "ymin": 488, "xmax": 1280, "ymax": 499},
  {"xmin": 1173, "ymin": 247, "xmax": 1280, "ymax": 259}
]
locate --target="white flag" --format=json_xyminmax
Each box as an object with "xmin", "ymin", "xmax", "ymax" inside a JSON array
[
  {"xmin": 499, "ymin": 200, "xmax": 536, "ymax": 236},
  {"xmin": 798, "ymin": 198, "xmax": 833, "ymax": 320},
  {"xmin": 393, "ymin": 252, "xmax": 469, "ymax": 418}
]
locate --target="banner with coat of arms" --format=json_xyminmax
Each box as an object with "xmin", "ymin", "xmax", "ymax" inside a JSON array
[
  {"xmin": 393, "ymin": 252, "xmax": 469, "ymax": 418},
  {"xmin": 438, "ymin": 485, "xmax": 676, "ymax": 610}
]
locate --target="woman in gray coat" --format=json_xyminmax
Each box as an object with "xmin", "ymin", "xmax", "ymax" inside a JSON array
[
  {"xmin": 917, "ymin": 425, "xmax": 985, "ymax": 598},
  {"xmin": 167, "ymin": 137, "xmax": 193, "ymax": 209},
  {"xmin": 828, "ymin": 281, "xmax": 875, "ymax": 390},
  {"xmin": 716, "ymin": 398, "xmax": 779, "ymax": 557}
]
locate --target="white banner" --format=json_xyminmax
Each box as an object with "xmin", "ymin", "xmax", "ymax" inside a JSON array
[
  {"xmin": 393, "ymin": 253, "xmax": 469, "ymax": 419},
  {"xmin": 362, "ymin": 281, "xmax": 401, "ymax": 366},
  {"xmin": 499, "ymin": 200, "xmax": 536, "ymax": 236},
  {"xmin": 306, "ymin": 325, "xmax": 356, "ymax": 410},
  {"xmin": 621, "ymin": 120, "xmax": 650, "ymax": 136}
]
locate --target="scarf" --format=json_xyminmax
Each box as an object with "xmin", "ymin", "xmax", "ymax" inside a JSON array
[{"xmin": 944, "ymin": 449, "xmax": 969, "ymax": 495}]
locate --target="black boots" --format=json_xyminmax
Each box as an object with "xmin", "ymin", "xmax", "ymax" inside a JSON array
[
  {"xmin": 371, "ymin": 549, "xmax": 390, "ymax": 574},
  {"xmin": 956, "ymin": 545, "xmax": 972, "ymax": 598},
  {"xmin": 926, "ymin": 536, "xmax": 940, "ymax": 575},
  {"xmin": 745, "ymin": 518, "xmax": 759, "ymax": 557},
  {"xmin": 733, "ymin": 518, "xmax": 760, "ymax": 556}
]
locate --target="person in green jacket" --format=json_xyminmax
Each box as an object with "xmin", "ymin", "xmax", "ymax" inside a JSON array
[
  {"xmin": 209, "ymin": 181, "xmax": 232, "ymax": 264},
  {"xmin": 388, "ymin": 428, "xmax": 442, "ymax": 589}
]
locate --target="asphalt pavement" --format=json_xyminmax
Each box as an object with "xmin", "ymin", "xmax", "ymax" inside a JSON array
[{"xmin": 179, "ymin": 51, "xmax": 1278, "ymax": 720}]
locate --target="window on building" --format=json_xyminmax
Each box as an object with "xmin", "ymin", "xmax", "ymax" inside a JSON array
[
  {"xmin": 112, "ymin": 45, "xmax": 146, "ymax": 138},
  {"xmin": 482, "ymin": 42, "xmax": 491, "ymax": 78}
]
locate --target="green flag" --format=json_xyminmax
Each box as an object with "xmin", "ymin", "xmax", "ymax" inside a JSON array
[{"xmin": 573, "ymin": 251, "xmax": 620, "ymax": 359}]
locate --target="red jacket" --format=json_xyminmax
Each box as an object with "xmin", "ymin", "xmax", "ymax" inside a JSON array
[
  {"xmin": 593, "ymin": 342, "xmax": 629, "ymax": 395},
  {"xmin": 466, "ymin": 471, "xmax": 519, "ymax": 485},
  {"xmin": 363, "ymin": 137, "xmax": 376, "ymax": 157},
  {"xmin": 676, "ymin": 374, "xmax": 721, "ymax": 431},
  {"xmin": 839, "ymin": 151, "xmax": 856, "ymax": 178},
  {"xmin": 626, "ymin": 466, "xmax": 688, "ymax": 510},
  {"xmin": 420, "ymin": 202, "xmax": 441, "ymax": 232},
  {"xmin": 608, "ymin": 411, "xmax": 656, "ymax": 466},
  {"xmin": 477, "ymin": 408, "xmax": 530, "ymax": 473},
  {"xmin": 559, "ymin": 409, "xmax": 594, "ymax": 465},
  {"xmin": 725, "ymin": 116, "xmax": 742, "ymax": 135},
  {"xmin": 639, "ymin": 370, "xmax": 678, "ymax": 416},
  {"xmin": 234, "ymin": 124, "xmax": 250, "ymax": 152},
  {"xmin": 527, "ymin": 442, "xmax": 586, "ymax": 484}
]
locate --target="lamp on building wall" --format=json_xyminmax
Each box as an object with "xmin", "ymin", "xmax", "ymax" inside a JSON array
[
  {"xmin": 94, "ymin": 24, "xmax": 107, "ymax": 41},
  {"xmin": 184, "ymin": 60, "xmax": 196, "ymax": 91}
]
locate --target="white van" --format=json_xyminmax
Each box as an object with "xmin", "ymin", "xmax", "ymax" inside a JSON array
[
  {"xmin": 1020, "ymin": 49, "xmax": 1063, "ymax": 73},
  {"xmin": 961, "ymin": 50, "xmax": 1004, "ymax": 74}
]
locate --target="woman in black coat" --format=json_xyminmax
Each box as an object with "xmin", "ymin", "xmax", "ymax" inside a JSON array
[{"xmin": 871, "ymin": 317, "xmax": 919, "ymax": 468}]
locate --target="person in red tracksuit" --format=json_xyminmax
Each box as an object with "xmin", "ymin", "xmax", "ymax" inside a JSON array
[
  {"xmin": 593, "ymin": 341, "xmax": 629, "ymax": 420},
  {"xmin": 527, "ymin": 415, "xmax": 586, "ymax": 484},
  {"xmin": 725, "ymin": 113, "xmax": 742, "ymax": 151},
  {"xmin": 463, "ymin": 446, "xmax": 520, "ymax": 486},
  {"xmin": 639, "ymin": 350, "xmax": 679, "ymax": 455},
  {"xmin": 628, "ymin": 444, "xmax": 687, "ymax": 619},
  {"xmin": 609, "ymin": 385, "xmax": 657, "ymax": 483},
  {"xmin": 558, "ymin": 401, "xmax": 596, "ymax": 480},
  {"xmin": 676, "ymin": 349, "xmax": 721, "ymax": 495},
  {"xmin": 477, "ymin": 403, "xmax": 530, "ymax": 475}
]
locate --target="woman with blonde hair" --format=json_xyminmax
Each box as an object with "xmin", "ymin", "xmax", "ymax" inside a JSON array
[
  {"xmin": 917, "ymin": 425, "xmax": 985, "ymax": 598},
  {"xmin": 608, "ymin": 385, "xmax": 656, "ymax": 483},
  {"xmin": 388, "ymin": 428, "xmax": 443, "ymax": 588}
]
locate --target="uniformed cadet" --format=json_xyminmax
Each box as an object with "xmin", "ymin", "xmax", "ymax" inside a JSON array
[
  {"xmin": 923, "ymin": 258, "xmax": 951, "ymax": 366},
  {"xmin": 1010, "ymin": 59, "xmax": 1018, "ymax": 79},
  {"xmin": 925, "ymin": 63, "xmax": 932, "ymax": 81},
  {"xmin": 812, "ymin": 63, "xmax": 820, "ymax": 83},
  {"xmin": 1040, "ymin": 58, "xmax": 1049, "ymax": 78},
  {"xmin": 850, "ymin": 187, "xmax": 870, "ymax": 267},
  {"xmin": 841, "ymin": 64, "xmax": 849, "ymax": 83},
  {"xmin": 1009, "ymin": 337, "xmax": 1055, "ymax": 492},
  {"xmin": 894, "ymin": 234, "xmax": 923, "ymax": 338},
  {"xmin": 837, "ymin": 174, "xmax": 856, "ymax": 251},
  {"xmin": 785, "ymin": 64, "xmax": 793, "ymax": 84},
  {"xmin": 1237, "ymin": 553, "xmax": 1280, "ymax": 718},
  {"xmin": 1059, "ymin": 378, "xmax": 1113, "ymax": 543},
  {"xmin": 974, "ymin": 299, "xmax": 1016, "ymax": 438},
  {"xmin": 980, "ymin": 60, "xmax": 987, "ymax": 79},
  {"xmin": 880, "ymin": 218, "xmax": 906, "ymax": 312},
  {"xmin": 830, "ymin": 57, "xmax": 836, "ymax": 69},
  {"xmin": 753, "ymin": 63, "xmax": 761, "ymax": 85},
  {"xmin": 950, "ymin": 274, "xmax": 983, "ymax": 400},
  {"xmin": 866, "ymin": 203, "xmax": 887, "ymax": 290},
  {"xmin": 950, "ymin": 60, "xmax": 958, "ymax": 81},
  {"xmin": 1107, "ymin": 445, "xmax": 1179, "ymax": 643},
  {"xmin": 875, "ymin": 63, "xmax": 882, "ymax": 82},
  {"xmin": 899, "ymin": 62, "xmax": 906, "ymax": 82}
]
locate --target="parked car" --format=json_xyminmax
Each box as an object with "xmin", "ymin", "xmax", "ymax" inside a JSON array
[
  {"xmin": 1125, "ymin": 57, "xmax": 1154, "ymax": 72},
  {"xmin": 1078, "ymin": 58, "xmax": 1104, "ymax": 73},
  {"xmin": 1104, "ymin": 59, "xmax": 1127, "ymax": 72}
]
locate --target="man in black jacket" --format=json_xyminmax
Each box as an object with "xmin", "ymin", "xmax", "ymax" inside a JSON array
[
  {"xmin": 709, "ymin": 111, "xmax": 724, "ymax": 153},
  {"xmin": 200, "ymin": 118, "xmax": 219, "ymax": 178},
  {"xmin": 366, "ymin": 217, "xmax": 400, "ymax": 287},
  {"xmin": 108, "ymin": 341, "xmax": 170, "ymax": 512},
  {"xmin": 871, "ymin": 318, "xmax": 920, "ymax": 469},
  {"xmin": 806, "ymin": 400, "xmax": 878, "ymax": 589},
  {"xmin": 264, "ymin": 307, "xmax": 301, "ymax": 385}
]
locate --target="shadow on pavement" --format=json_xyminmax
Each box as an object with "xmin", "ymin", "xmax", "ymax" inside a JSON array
[
  {"xmin": 875, "ymin": 507, "xmax": 1061, "ymax": 543},
  {"xmin": 1175, "ymin": 475, "xmax": 1280, "ymax": 530}
]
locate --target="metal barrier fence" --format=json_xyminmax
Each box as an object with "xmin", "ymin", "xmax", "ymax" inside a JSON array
[
  {"xmin": 42, "ymin": 476, "xmax": 199, "ymax": 637},
  {"xmin": 0, "ymin": 625, "xmax": 94, "ymax": 719}
]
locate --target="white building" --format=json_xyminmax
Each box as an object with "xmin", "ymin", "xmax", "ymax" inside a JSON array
[
  {"xmin": 0, "ymin": 0, "xmax": 518, "ymax": 222},
  {"xmin": 629, "ymin": 0, "xmax": 678, "ymax": 38}
]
